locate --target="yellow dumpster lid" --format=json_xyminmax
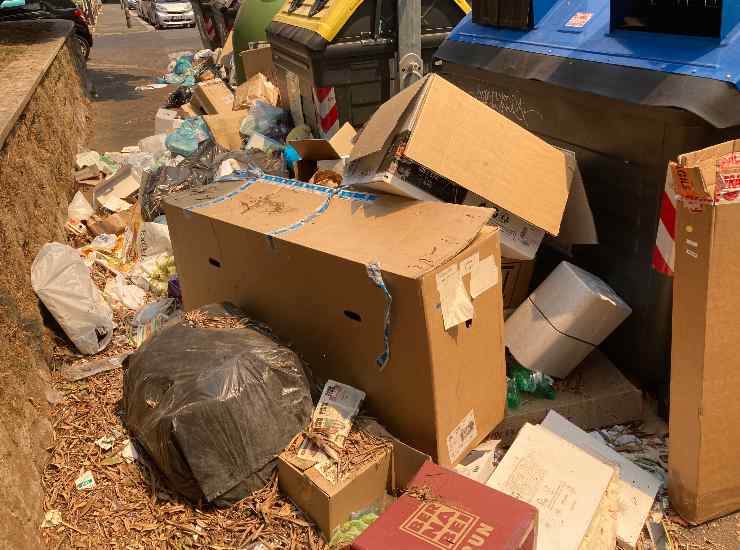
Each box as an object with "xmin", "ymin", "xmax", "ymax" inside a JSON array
[{"xmin": 270, "ymin": 0, "xmax": 470, "ymax": 47}]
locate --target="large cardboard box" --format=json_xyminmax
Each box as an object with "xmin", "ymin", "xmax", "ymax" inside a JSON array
[
  {"xmin": 164, "ymin": 175, "xmax": 507, "ymax": 466},
  {"xmin": 240, "ymin": 44, "xmax": 276, "ymax": 83},
  {"xmin": 192, "ymin": 79, "xmax": 234, "ymax": 115},
  {"xmin": 668, "ymin": 139, "xmax": 740, "ymax": 524},
  {"xmin": 491, "ymin": 350, "xmax": 643, "ymax": 445},
  {"xmin": 505, "ymin": 261, "xmax": 632, "ymax": 379},
  {"xmin": 278, "ymin": 423, "xmax": 429, "ymax": 539},
  {"xmin": 352, "ymin": 462, "xmax": 538, "ymax": 550},
  {"xmin": 344, "ymin": 75, "xmax": 597, "ymax": 260}
]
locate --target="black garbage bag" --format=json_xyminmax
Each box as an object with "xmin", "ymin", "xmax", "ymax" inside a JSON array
[
  {"xmin": 165, "ymin": 86, "xmax": 192, "ymax": 109},
  {"xmin": 123, "ymin": 303, "xmax": 313, "ymax": 505}
]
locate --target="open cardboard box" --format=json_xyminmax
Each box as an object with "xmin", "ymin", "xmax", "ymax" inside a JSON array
[
  {"xmin": 278, "ymin": 423, "xmax": 429, "ymax": 539},
  {"xmin": 289, "ymin": 122, "xmax": 356, "ymax": 182},
  {"xmin": 164, "ymin": 175, "xmax": 507, "ymax": 466},
  {"xmin": 344, "ymin": 75, "xmax": 597, "ymax": 260}
]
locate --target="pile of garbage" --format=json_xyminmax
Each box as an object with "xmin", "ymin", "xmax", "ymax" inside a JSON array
[{"xmin": 34, "ymin": 48, "xmax": 738, "ymax": 550}]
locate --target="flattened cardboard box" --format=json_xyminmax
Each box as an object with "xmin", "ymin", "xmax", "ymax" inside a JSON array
[
  {"xmin": 668, "ymin": 139, "xmax": 740, "ymax": 524},
  {"xmin": 164, "ymin": 175, "xmax": 506, "ymax": 466},
  {"xmin": 344, "ymin": 75, "xmax": 597, "ymax": 260}
]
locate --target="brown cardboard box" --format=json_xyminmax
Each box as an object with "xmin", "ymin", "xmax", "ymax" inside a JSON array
[
  {"xmin": 491, "ymin": 350, "xmax": 643, "ymax": 445},
  {"xmin": 203, "ymin": 111, "xmax": 247, "ymax": 151},
  {"xmin": 87, "ymin": 211, "xmax": 132, "ymax": 236},
  {"xmin": 192, "ymin": 79, "xmax": 234, "ymax": 115},
  {"xmin": 278, "ymin": 425, "xmax": 428, "ymax": 539},
  {"xmin": 668, "ymin": 140, "xmax": 740, "ymax": 524},
  {"xmin": 289, "ymin": 122, "xmax": 356, "ymax": 182},
  {"xmin": 217, "ymin": 30, "xmax": 233, "ymax": 66},
  {"xmin": 179, "ymin": 102, "xmax": 202, "ymax": 118},
  {"xmin": 501, "ymin": 258, "xmax": 533, "ymax": 309},
  {"xmin": 164, "ymin": 176, "xmax": 507, "ymax": 466},
  {"xmin": 344, "ymin": 75, "xmax": 597, "ymax": 261},
  {"xmin": 240, "ymin": 44, "xmax": 275, "ymax": 84}
]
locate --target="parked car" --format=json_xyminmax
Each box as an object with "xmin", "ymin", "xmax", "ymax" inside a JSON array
[
  {"xmin": 146, "ymin": 0, "xmax": 194, "ymax": 29},
  {"xmin": 0, "ymin": 0, "xmax": 93, "ymax": 59},
  {"xmin": 127, "ymin": 0, "xmax": 137, "ymax": 10}
]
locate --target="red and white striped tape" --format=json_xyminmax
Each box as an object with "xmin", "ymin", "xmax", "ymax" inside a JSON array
[
  {"xmin": 313, "ymin": 86, "xmax": 340, "ymax": 139},
  {"xmin": 652, "ymin": 178, "xmax": 676, "ymax": 277}
]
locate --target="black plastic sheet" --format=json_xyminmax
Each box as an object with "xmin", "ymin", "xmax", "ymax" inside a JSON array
[{"xmin": 123, "ymin": 303, "xmax": 313, "ymax": 505}]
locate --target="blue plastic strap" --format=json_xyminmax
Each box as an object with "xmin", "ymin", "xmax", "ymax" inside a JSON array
[{"xmin": 366, "ymin": 262, "xmax": 392, "ymax": 370}]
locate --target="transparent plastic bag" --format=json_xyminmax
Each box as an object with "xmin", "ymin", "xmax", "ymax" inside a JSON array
[
  {"xmin": 31, "ymin": 243, "xmax": 115, "ymax": 355},
  {"xmin": 239, "ymin": 101, "xmax": 292, "ymax": 142},
  {"xmin": 129, "ymin": 298, "xmax": 178, "ymax": 347},
  {"xmin": 123, "ymin": 303, "xmax": 313, "ymax": 505}
]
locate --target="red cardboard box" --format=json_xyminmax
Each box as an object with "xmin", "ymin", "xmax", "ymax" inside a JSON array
[{"xmin": 351, "ymin": 462, "xmax": 537, "ymax": 550}]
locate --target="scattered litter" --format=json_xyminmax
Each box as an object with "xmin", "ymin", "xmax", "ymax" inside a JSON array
[
  {"xmin": 61, "ymin": 353, "xmax": 130, "ymax": 382},
  {"xmin": 121, "ymin": 439, "xmax": 138, "ymax": 464},
  {"xmin": 104, "ymin": 275, "xmax": 147, "ymax": 310},
  {"xmin": 68, "ymin": 191, "xmax": 94, "ymax": 221},
  {"xmin": 41, "ymin": 510, "xmax": 62, "ymax": 528},
  {"xmin": 75, "ymin": 470, "xmax": 95, "ymax": 491},
  {"xmin": 94, "ymin": 435, "xmax": 115, "ymax": 451},
  {"xmin": 75, "ymin": 150, "xmax": 100, "ymax": 170},
  {"xmin": 135, "ymin": 83, "xmax": 168, "ymax": 91}
]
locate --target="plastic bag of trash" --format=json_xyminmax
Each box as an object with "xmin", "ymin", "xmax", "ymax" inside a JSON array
[
  {"xmin": 129, "ymin": 297, "xmax": 178, "ymax": 347},
  {"xmin": 165, "ymin": 116, "xmax": 210, "ymax": 157},
  {"xmin": 104, "ymin": 275, "xmax": 147, "ymax": 311},
  {"xmin": 165, "ymin": 86, "xmax": 192, "ymax": 109},
  {"xmin": 173, "ymin": 55, "xmax": 193, "ymax": 75},
  {"xmin": 239, "ymin": 101, "xmax": 292, "ymax": 142},
  {"xmin": 123, "ymin": 303, "xmax": 313, "ymax": 505},
  {"xmin": 31, "ymin": 243, "xmax": 115, "ymax": 355},
  {"xmin": 136, "ymin": 221, "xmax": 171, "ymax": 258}
]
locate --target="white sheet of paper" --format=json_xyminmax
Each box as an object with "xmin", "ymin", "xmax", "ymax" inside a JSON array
[
  {"xmin": 436, "ymin": 265, "xmax": 474, "ymax": 330},
  {"xmin": 470, "ymin": 255, "xmax": 499, "ymax": 298}
]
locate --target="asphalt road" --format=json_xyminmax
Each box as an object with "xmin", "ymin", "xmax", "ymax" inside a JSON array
[{"xmin": 86, "ymin": 3, "xmax": 201, "ymax": 152}]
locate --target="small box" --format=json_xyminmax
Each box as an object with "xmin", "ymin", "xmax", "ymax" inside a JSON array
[
  {"xmin": 278, "ymin": 425, "xmax": 429, "ymax": 540},
  {"xmin": 192, "ymin": 79, "xmax": 234, "ymax": 115},
  {"xmin": 505, "ymin": 261, "xmax": 631, "ymax": 378},
  {"xmin": 289, "ymin": 122, "xmax": 356, "ymax": 182},
  {"xmin": 203, "ymin": 111, "xmax": 248, "ymax": 151},
  {"xmin": 352, "ymin": 462, "xmax": 538, "ymax": 549},
  {"xmin": 500, "ymin": 257, "xmax": 533, "ymax": 309}
]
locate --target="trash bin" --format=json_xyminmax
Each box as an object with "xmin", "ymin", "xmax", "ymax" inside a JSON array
[
  {"xmin": 434, "ymin": 1, "xmax": 740, "ymax": 412},
  {"xmin": 231, "ymin": 0, "xmax": 284, "ymax": 84},
  {"xmin": 266, "ymin": 0, "xmax": 470, "ymax": 137}
]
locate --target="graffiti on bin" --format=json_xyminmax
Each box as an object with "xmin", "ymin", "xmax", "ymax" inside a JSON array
[{"xmin": 474, "ymin": 86, "xmax": 543, "ymax": 127}]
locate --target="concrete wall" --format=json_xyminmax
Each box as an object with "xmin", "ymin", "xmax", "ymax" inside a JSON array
[{"xmin": 0, "ymin": 22, "xmax": 90, "ymax": 549}]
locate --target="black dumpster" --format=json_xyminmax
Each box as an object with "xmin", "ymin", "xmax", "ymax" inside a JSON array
[
  {"xmin": 435, "ymin": 3, "xmax": 740, "ymax": 412},
  {"xmin": 266, "ymin": 0, "xmax": 470, "ymax": 137}
]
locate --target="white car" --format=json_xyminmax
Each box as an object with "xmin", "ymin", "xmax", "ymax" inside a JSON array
[{"xmin": 150, "ymin": 0, "xmax": 195, "ymax": 29}]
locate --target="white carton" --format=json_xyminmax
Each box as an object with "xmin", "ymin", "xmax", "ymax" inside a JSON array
[
  {"xmin": 505, "ymin": 261, "xmax": 632, "ymax": 378},
  {"xmin": 155, "ymin": 108, "xmax": 182, "ymax": 134}
]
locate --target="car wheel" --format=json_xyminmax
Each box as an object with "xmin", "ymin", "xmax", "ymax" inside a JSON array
[
  {"xmin": 74, "ymin": 35, "xmax": 90, "ymax": 60},
  {"xmin": 153, "ymin": 14, "xmax": 161, "ymax": 29}
]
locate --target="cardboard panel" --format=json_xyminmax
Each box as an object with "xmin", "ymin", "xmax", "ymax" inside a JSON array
[{"xmin": 203, "ymin": 111, "xmax": 247, "ymax": 151}]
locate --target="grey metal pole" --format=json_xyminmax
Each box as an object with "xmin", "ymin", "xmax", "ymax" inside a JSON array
[{"xmin": 397, "ymin": 0, "xmax": 422, "ymax": 90}]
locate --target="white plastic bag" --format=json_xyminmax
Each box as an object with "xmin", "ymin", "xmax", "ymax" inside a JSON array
[
  {"xmin": 104, "ymin": 276, "xmax": 147, "ymax": 310},
  {"xmin": 138, "ymin": 134, "xmax": 168, "ymax": 155},
  {"xmin": 136, "ymin": 222, "xmax": 171, "ymax": 258},
  {"xmin": 68, "ymin": 191, "xmax": 94, "ymax": 221},
  {"xmin": 31, "ymin": 243, "xmax": 115, "ymax": 355}
]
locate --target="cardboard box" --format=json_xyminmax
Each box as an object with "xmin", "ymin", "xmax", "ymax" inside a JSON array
[
  {"xmin": 501, "ymin": 258, "xmax": 534, "ymax": 309},
  {"xmin": 668, "ymin": 139, "xmax": 740, "ymax": 524},
  {"xmin": 233, "ymin": 72, "xmax": 279, "ymax": 111},
  {"xmin": 92, "ymin": 165, "xmax": 140, "ymax": 212},
  {"xmin": 278, "ymin": 423, "xmax": 428, "ymax": 539},
  {"xmin": 155, "ymin": 108, "xmax": 181, "ymax": 134},
  {"xmin": 179, "ymin": 102, "xmax": 203, "ymax": 118},
  {"xmin": 217, "ymin": 30, "xmax": 233, "ymax": 66},
  {"xmin": 491, "ymin": 350, "xmax": 643, "ymax": 445},
  {"xmin": 352, "ymin": 462, "xmax": 538, "ymax": 550},
  {"xmin": 192, "ymin": 79, "xmax": 234, "ymax": 115},
  {"xmin": 542, "ymin": 410, "xmax": 660, "ymax": 549},
  {"xmin": 87, "ymin": 211, "xmax": 132, "ymax": 236},
  {"xmin": 164, "ymin": 175, "xmax": 507, "ymax": 465},
  {"xmin": 203, "ymin": 111, "xmax": 247, "ymax": 151},
  {"xmin": 344, "ymin": 75, "xmax": 597, "ymax": 260},
  {"xmin": 452, "ymin": 439, "xmax": 499, "ymax": 484},
  {"xmin": 505, "ymin": 261, "xmax": 632, "ymax": 379},
  {"xmin": 488, "ymin": 423, "xmax": 618, "ymax": 550},
  {"xmin": 240, "ymin": 44, "xmax": 275, "ymax": 84},
  {"xmin": 289, "ymin": 122, "xmax": 356, "ymax": 182}
]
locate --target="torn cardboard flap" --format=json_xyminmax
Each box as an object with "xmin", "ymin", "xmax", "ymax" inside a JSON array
[
  {"xmin": 93, "ymin": 165, "xmax": 139, "ymax": 211},
  {"xmin": 347, "ymin": 74, "xmax": 571, "ymax": 237},
  {"xmin": 290, "ymin": 122, "xmax": 356, "ymax": 161}
]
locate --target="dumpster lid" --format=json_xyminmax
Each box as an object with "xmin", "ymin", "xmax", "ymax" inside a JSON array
[
  {"xmin": 436, "ymin": 9, "xmax": 740, "ymax": 129},
  {"xmin": 349, "ymin": 74, "xmax": 572, "ymax": 236}
]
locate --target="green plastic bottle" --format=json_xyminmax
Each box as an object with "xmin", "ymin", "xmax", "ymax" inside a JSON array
[{"xmin": 232, "ymin": 0, "xmax": 284, "ymax": 84}]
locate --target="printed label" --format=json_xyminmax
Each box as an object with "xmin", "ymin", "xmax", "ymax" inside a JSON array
[
  {"xmin": 459, "ymin": 253, "xmax": 479, "ymax": 276},
  {"xmin": 302, "ymin": 380, "xmax": 365, "ymax": 460},
  {"xmin": 447, "ymin": 410, "xmax": 478, "ymax": 464},
  {"xmin": 437, "ymin": 266, "xmax": 474, "ymax": 331},
  {"xmin": 565, "ymin": 11, "xmax": 594, "ymax": 28},
  {"xmin": 400, "ymin": 501, "xmax": 482, "ymax": 550}
]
